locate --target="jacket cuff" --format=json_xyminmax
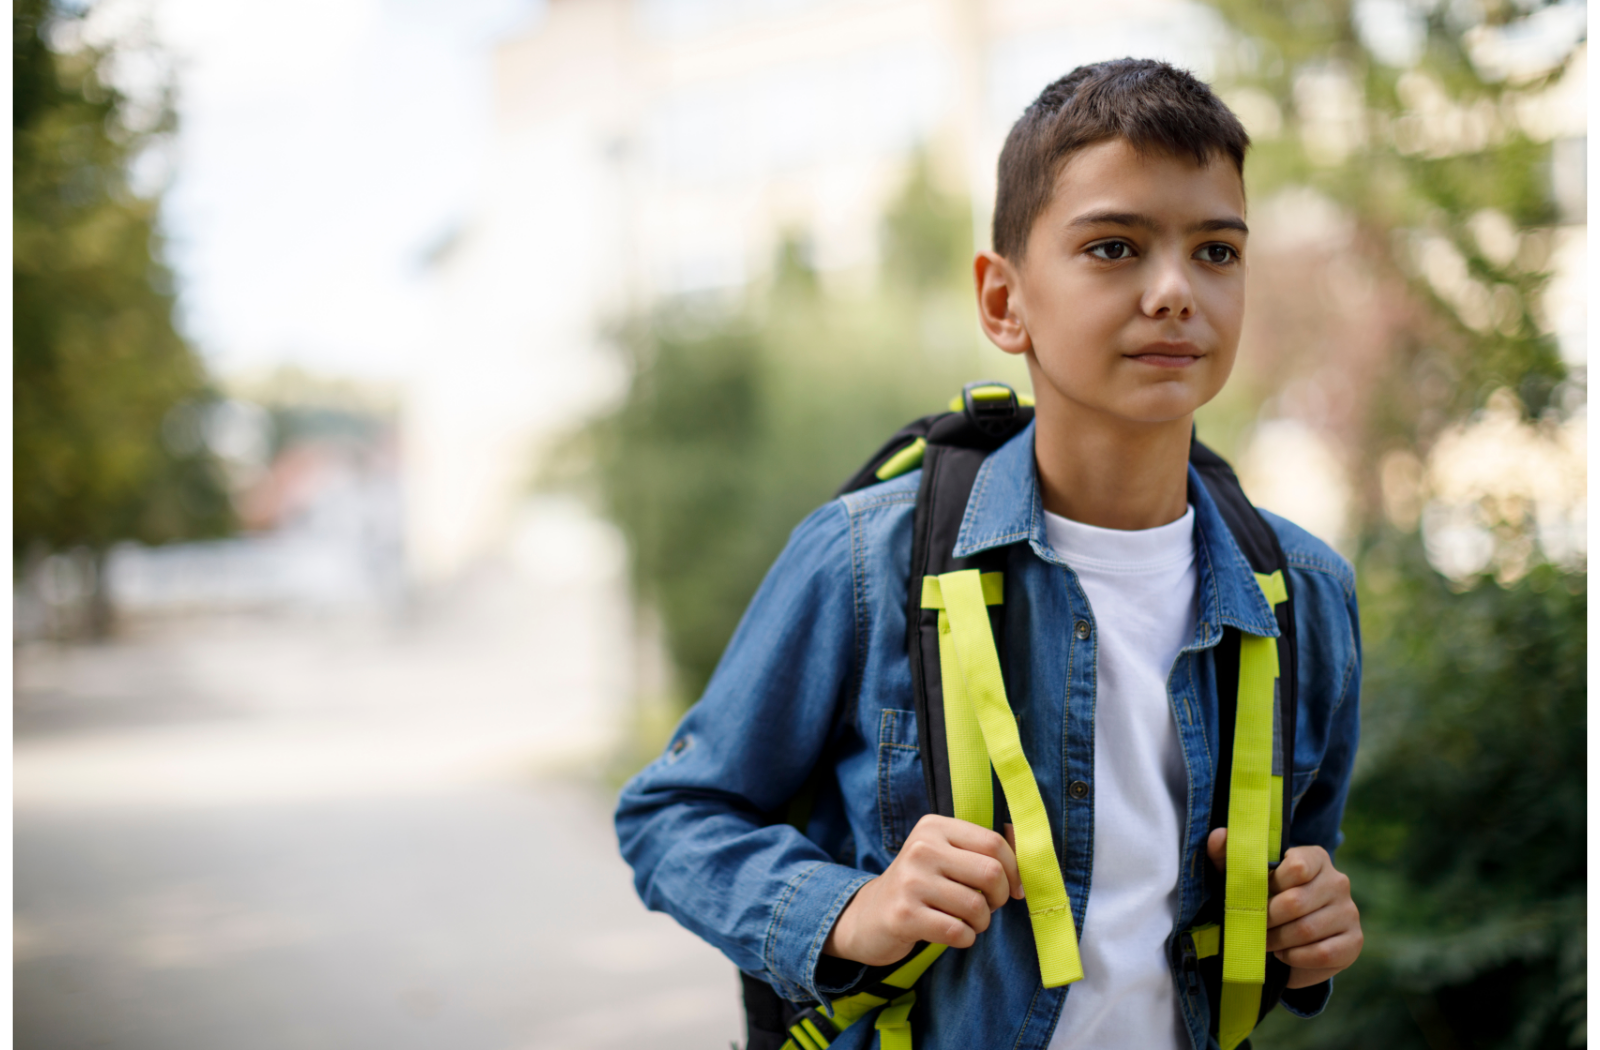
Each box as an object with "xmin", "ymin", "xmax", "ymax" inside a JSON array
[
  {"xmin": 813, "ymin": 953, "xmax": 869, "ymax": 997},
  {"xmin": 1280, "ymin": 977, "xmax": 1333, "ymax": 1018},
  {"xmin": 763, "ymin": 862, "xmax": 875, "ymax": 1003}
]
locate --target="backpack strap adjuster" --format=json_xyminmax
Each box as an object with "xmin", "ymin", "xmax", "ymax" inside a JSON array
[
  {"xmin": 961, "ymin": 381, "xmax": 1020, "ymax": 437},
  {"xmin": 787, "ymin": 1005, "xmax": 841, "ymax": 1048}
]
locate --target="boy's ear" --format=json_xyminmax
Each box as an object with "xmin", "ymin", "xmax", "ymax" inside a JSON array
[{"xmin": 974, "ymin": 250, "xmax": 1030, "ymax": 356}]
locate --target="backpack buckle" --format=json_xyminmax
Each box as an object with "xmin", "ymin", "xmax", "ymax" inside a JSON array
[{"xmin": 962, "ymin": 381, "xmax": 1019, "ymax": 437}]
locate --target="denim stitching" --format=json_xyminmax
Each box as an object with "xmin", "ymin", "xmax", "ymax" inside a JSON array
[
  {"xmin": 1285, "ymin": 551, "xmax": 1356, "ymax": 599},
  {"xmin": 1284, "ymin": 558, "xmax": 1361, "ymax": 705},
  {"xmin": 1336, "ymin": 617, "xmax": 1358, "ymax": 709},
  {"xmin": 1193, "ymin": 524, "xmax": 1226, "ymax": 638},
  {"xmin": 956, "ymin": 451, "xmax": 994, "ymax": 551},
  {"xmin": 955, "ymin": 451, "xmax": 1034, "ymax": 555},
  {"xmin": 879, "ymin": 742, "xmax": 920, "ymax": 852},
  {"xmin": 1010, "ymin": 981, "xmax": 1050, "ymax": 1050},
  {"xmin": 1189, "ymin": 649, "xmax": 1213, "ymax": 773},
  {"xmin": 1198, "ymin": 512, "xmax": 1282, "ymax": 635},
  {"xmin": 841, "ymin": 489, "xmax": 918, "ymax": 514},
  {"xmin": 846, "ymin": 501, "xmax": 869, "ymax": 728},
  {"xmin": 1172, "ymin": 661, "xmax": 1198, "ymax": 923},
  {"xmin": 954, "ymin": 470, "xmax": 984, "ymax": 553},
  {"xmin": 1177, "ymin": 648, "xmax": 1212, "ymax": 927},
  {"xmin": 765, "ymin": 860, "xmax": 828, "ymax": 999},
  {"xmin": 1077, "ymin": 605, "xmax": 1097, "ymax": 924},
  {"xmin": 853, "ymin": 493, "xmax": 918, "ymax": 511},
  {"xmin": 804, "ymin": 870, "xmax": 876, "ymax": 1005},
  {"xmin": 883, "ymin": 704, "xmax": 921, "ymax": 851},
  {"xmin": 1059, "ymin": 565, "xmax": 1075, "ymax": 861}
]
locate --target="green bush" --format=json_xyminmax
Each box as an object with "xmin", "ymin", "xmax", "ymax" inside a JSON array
[{"xmin": 1257, "ymin": 541, "xmax": 1585, "ymax": 1049}]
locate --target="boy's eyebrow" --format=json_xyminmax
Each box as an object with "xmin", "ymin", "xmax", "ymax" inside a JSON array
[
  {"xmin": 1195, "ymin": 217, "xmax": 1250, "ymax": 235},
  {"xmin": 1067, "ymin": 210, "xmax": 1249, "ymax": 235}
]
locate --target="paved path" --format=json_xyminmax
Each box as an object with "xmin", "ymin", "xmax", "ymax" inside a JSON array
[{"xmin": 14, "ymin": 568, "xmax": 744, "ymax": 1050}]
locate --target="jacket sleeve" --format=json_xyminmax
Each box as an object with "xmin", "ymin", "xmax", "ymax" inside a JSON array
[
  {"xmin": 614, "ymin": 499, "xmax": 873, "ymax": 1004},
  {"xmin": 1279, "ymin": 555, "xmax": 1362, "ymax": 1019},
  {"xmin": 1285, "ymin": 558, "xmax": 1361, "ymax": 862}
]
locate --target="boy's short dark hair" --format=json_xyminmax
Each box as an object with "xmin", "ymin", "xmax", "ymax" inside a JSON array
[{"xmin": 992, "ymin": 58, "xmax": 1251, "ymax": 259}]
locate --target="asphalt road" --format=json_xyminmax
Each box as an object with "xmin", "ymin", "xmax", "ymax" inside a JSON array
[{"xmin": 14, "ymin": 570, "xmax": 744, "ymax": 1050}]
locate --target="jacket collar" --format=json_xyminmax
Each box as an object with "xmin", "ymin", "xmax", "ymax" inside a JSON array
[{"xmin": 951, "ymin": 420, "xmax": 1280, "ymax": 639}]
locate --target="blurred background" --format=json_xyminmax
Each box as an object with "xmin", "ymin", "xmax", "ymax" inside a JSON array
[{"xmin": 12, "ymin": 0, "xmax": 1586, "ymax": 1047}]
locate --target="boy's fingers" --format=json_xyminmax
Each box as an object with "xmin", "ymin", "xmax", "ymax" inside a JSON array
[
  {"xmin": 922, "ymin": 877, "xmax": 994, "ymax": 936},
  {"xmin": 1272, "ymin": 925, "xmax": 1363, "ymax": 977},
  {"xmin": 938, "ymin": 816, "xmax": 1010, "ymax": 856},
  {"xmin": 917, "ymin": 905, "xmax": 980, "ymax": 950},
  {"xmin": 1266, "ymin": 897, "xmax": 1358, "ymax": 951},
  {"xmin": 1206, "ymin": 827, "xmax": 1227, "ymax": 871},
  {"xmin": 1268, "ymin": 845, "xmax": 1328, "ymax": 896},
  {"xmin": 940, "ymin": 819, "xmax": 1022, "ymax": 902},
  {"xmin": 938, "ymin": 837, "xmax": 1014, "ymax": 911},
  {"xmin": 1208, "ymin": 833, "xmax": 1341, "ymax": 891},
  {"xmin": 1267, "ymin": 868, "xmax": 1349, "ymax": 930}
]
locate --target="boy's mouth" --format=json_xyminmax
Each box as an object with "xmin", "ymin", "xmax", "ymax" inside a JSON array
[{"xmin": 1126, "ymin": 342, "xmax": 1204, "ymax": 369}]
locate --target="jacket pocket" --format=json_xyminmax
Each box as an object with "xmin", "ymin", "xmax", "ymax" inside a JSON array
[{"xmin": 878, "ymin": 708, "xmax": 930, "ymax": 853}]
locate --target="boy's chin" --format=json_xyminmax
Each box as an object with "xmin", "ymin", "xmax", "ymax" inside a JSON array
[
  {"xmin": 1037, "ymin": 387, "xmax": 1214, "ymax": 429},
  {"xmin": 1026, "ymin": 362, "xmax": 1224, "ymax": 426}
]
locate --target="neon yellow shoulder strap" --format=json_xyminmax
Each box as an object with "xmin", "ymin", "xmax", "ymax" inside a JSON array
[
  {"xmin": 923, "ymin": 569, "xmax": 1084, "ymax": 988},
  {"xmin": 1217, "ymin": 570, "xmax": 1288, "ymax": 1050}
]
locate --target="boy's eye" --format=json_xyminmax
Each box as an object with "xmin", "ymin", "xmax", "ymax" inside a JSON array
[
  {"xmin": 1197, "ymin": 243, "xmax": 1240, "ymax": 265},
  {"xmin": 1088, "ymin": 240, "xmax": 1135, "ymax": 261}
]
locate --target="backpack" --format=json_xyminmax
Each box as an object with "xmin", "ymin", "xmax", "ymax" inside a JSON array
[{"xmin": 743, "ymin": 381, "xmax": 1296, "ymax": 1050}]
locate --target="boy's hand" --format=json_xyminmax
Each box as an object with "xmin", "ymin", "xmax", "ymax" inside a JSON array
[
  {"xmin": 1206, "ymin": 828, "xmax": 1363, "ymax": 988},
  {"xmin": 823, "ymin": 815, "xmax": 1024, "ymax": 967}
]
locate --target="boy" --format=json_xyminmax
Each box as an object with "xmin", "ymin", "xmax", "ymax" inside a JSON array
[{"xmin": 616, "ymin": 59, "xmax": 1362, "ymax": 1050}]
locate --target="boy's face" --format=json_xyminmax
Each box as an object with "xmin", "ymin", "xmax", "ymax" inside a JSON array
[{"xmin": 976, "ymin": 138, "xmax": 1248, "ymax": 430}]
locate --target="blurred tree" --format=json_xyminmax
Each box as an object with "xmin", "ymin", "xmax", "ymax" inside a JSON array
[
  {"xmin": 881, "ymin": 150, "xmax": 973, "ymax": 295},
  {"xmin": 1197, "ymin": 2, "xmax": 1586, "ymax": 1047},
  {"xmin": 580, "ymin": 155, "xmax": 1016, "ymax": 702},
  {"xmin": 14, "ymin": 0, "xmax": 232, "ymax": 632},
  {"xmin": 1208, "ymin": 0, "xmax": 1577, "ymax": 498}
]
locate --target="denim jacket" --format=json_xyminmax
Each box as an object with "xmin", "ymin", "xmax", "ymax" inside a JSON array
[{"xmin": 615, "ymin": 423, "xmax": 1362, "ymax": 1050}]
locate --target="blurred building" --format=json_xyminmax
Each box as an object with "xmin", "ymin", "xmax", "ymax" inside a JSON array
[
  {"xmin": 405, "ymin": 0, "xmax": 1228, "ymax": 582},
  {"xmin": 103, "ymin": 378, "xmax": 408, "ymax": 617}
]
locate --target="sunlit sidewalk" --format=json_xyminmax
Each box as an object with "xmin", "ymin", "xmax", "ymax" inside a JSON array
[{"xmin": 13, "ymin": 566, "xmax": 741, "ymax": 1050}]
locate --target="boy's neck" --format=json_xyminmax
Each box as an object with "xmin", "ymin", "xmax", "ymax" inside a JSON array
[{"xmin": 1032, "ymin": 401, "xmax": 1194, "ymax": 532}]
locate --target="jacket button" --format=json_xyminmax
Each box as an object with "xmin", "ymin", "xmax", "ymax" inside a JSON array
[
  {"xmin": 1069, "ymin": 780, "xmax": 1090, "ymax": 800},
  {"xmin": 1074, "ymin": 621, "xmax": 1091, "ymax": 640}
]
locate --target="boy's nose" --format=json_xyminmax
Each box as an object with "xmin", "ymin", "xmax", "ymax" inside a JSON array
[{"xmin": 1141, "ymin": 255, "xmax": 1196, "ymax": 319}]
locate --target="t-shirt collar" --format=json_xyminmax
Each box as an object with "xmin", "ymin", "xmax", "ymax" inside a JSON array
[{"xmin": 952, "ymin": 420, "xmax": 1280, "ymax": 639}]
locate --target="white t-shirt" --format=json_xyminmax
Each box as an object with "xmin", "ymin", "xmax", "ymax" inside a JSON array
[{"xmin": 1043, "ymin": 505, "xmax": 1198, "ymax": 1050}]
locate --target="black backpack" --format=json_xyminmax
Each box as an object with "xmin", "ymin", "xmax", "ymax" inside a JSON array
[{"xmin": 743, "ymin": 382, "xmax": 1296, "ymax": 1050}]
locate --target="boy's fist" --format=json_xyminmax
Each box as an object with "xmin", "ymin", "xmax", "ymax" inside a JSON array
[
  {"xmin": 1205, "ymin": 828, "xmax": 1363, "ymax": 988},
  {"xmin": 823, "ymin": 814, "xmax": 1025, "ymax": 967}
]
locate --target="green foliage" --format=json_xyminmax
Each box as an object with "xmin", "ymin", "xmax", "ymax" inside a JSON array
[
  {"xmin": 13, "ymin": 0, "xmax": 232, "ymax": 567},
  {"xmin": 881, "ymin": 150, "xmax": 974, "ymax": 294},
  {"xmin": 1212, "ymin": 0, "xmax": 1571, "ymax": 432},
  {"xmin": 1200, "ymin": 2, "xmax": 1586, "ymax": 1046},
  {"xmin": 1256, "ymin": 541, "xmax": 1585, "ymax": 1050},
  {"xmin": 580, "ymin": 160, "xmax": 1019, "ymax": 701},
  {"xmin": 586, "ymin": 291, "xmax": 1010, "ymax": 701}
]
